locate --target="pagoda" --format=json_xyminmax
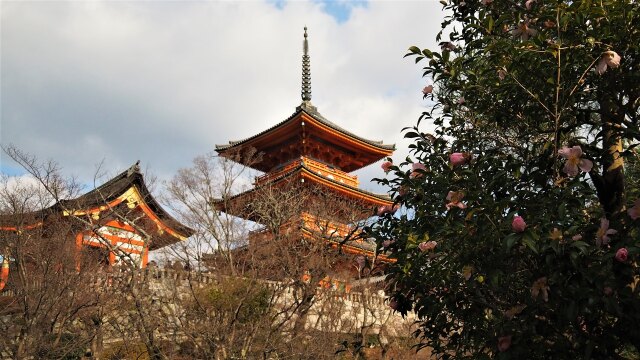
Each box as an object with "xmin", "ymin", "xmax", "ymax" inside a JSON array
[{"xmin": 216, "ymin": 28, "xmax": 395, "ymax": 261}]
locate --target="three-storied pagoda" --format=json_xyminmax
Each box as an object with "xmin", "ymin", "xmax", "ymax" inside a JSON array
[{"xmin": 216, "ymin": 28, "xmax": 395, "ymax": 260}]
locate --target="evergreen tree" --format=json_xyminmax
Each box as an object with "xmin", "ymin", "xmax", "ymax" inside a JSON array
[{"xmin": 371, "ymin": 1, "xmax": 640, "ymax": 358}]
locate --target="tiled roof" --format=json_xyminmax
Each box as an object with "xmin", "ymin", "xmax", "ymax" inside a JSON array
[
  {"xmin": 66, "ymin": 162, "xmax": 193, "ymax": 239},
  {"xmin": 219, "ymin": 160, "xmax": 392, "ymax": 205},
  {"xmin": 0, "ymin": 162, "xmax": 194, "ymax": 247},
  {"xmin": 215, "ymin": 102, "xmax": 395, "ymax": 152}
]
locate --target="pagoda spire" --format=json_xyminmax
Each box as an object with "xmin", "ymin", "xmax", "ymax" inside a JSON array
[{"xmin": 301, "ymin": 26, "xmax": 312, "ymax": 102}]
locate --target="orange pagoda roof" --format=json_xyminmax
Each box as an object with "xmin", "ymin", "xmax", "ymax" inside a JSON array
[
  {"xmin": 217, "ymin": 27, "xmax": 393, "ymax": 173},
  {"xmin": 216, "ymin": 102, "xmax": 394, "ymax": 173},
  {"xmin": 218, "ymin": 156, "xmax": 392, "ymax": 221}
]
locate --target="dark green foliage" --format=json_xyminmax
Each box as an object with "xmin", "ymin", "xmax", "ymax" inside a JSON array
[
  {"xmin": 200, "ymin": 278, "xmax": 272, "ymax": 324},
  {"xmin": 371, "ymin": 1, "xmax": 640, "ymax": 358}
]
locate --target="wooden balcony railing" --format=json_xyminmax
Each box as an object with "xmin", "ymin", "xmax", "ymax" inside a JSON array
[{"xmin": 254, "ymin": 157, "xmax": 358, "ymax": 187}]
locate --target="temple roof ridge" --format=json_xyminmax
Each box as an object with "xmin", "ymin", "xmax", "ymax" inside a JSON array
[
  {"xmin": 1, "ymin": 161, "xmax": 194, "ymax": 246},
  {"xmin": 215, "ymin": 105, "xmax": 394, "ymax": 151}
]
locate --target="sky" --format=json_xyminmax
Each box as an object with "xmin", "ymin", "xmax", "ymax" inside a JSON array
[{"xmin": 1, "ymin": 0, "xmax": 444, "ymax": 195}]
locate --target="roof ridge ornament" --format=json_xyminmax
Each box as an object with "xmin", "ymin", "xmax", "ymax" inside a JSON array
[
  {"xmin": 301, "ymin": 26, "xmax": 312, "ymax": 102},
  {"xmin": 127, "ymin": 160, "xmax": 141, "ymax": 177}
]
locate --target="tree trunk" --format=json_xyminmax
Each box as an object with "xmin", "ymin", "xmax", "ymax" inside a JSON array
[{"xmin": 593, "ymin": 101, "xmax": 625, "ymax": 217}]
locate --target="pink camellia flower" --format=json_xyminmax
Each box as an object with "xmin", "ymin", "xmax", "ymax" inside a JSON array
[
  {"xmin": 615, "ymin": 248, "xmax": 628, "ymax": 263},
  {"xmin": 381, "ymin": 160, "xmax": 393, "ymax": 173},
  {"xmin": 512, "ymin": 216, "xmax": 526, "ymax": 233},
  {"xmin": 596, "ymin": 217, "xmax": 617, "ymax": 246},
  {"xmin": 498, "ymin": 335, "xmax": 512, "ymax": 352},
  {"xmin": 422, "ymin": 85, "xmax": 434, "ymax": 95},
  {"xmin": 377, "ymin": 204, "xmax": 399, "ymax": 216},
  {"xmin": 572, "ymin": 234, "xmax": 583, "ymax": 241},
  {"xmin": 595, "ymin": 50, "xmax": 621, "ymax": 75},
  {"xmin": 450, "ymin": 152, "xmax": 468, "ymax": 166},
  {"xmin": 457, "ymin": 97, "xmax": 466, "ymax": 105},
  {"xmin": 446, "ymin": 191, "xmax": 467, "ymax": 210},
  {"xmin": 512, "ymin": 20, "xmax": 537, "ymax": 40},
  {"xmin": 497, "ymin": 68, "xmax": 507, "ymax": 81},
  {"xmin": 418, "ymin": 240, "xmax": 437, "ymax": 252},
  {"xmin": 410, "ymin": 163, "xmax": 427, "ymax": 178},
  {"xmin": 525, "ymin": 0, "xmax": 536, "ymax": 10},
  {"xmin": 558, "ymin": 145, "xmax": 593, "ymax": 177},
  {"xmin": 440, "ymin": 42, "xmax": 457, "ymax": 51},
  {"xmin": 627, "ymin": 199, "xmax": 640, "ymax": 220},
  {"xmin": 531, "ymin": 277, "xmax": 550, "ymax": 302}
]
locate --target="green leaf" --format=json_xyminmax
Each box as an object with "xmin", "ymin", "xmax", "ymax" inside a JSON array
[
  {"xmin": 504, "ymin": 233, "xmax": 519, "ymax": 250},
  {"xmin": 405, "ymin": 131, "xmax": 421, "ymax": 138},
  {"xmin": 422, "ymin": 48, "xmax": 433, "ymax": 58},
  {"xmin": 522, "ymin": 231, "xmax": 539, "ymax": 254},
  {"xmin": 570, "ymin": 241, "xmax": 589, "ymax": 254},
  {"xmin": 408, "ymin": 46, "xmax": 421, "ymax": 54}
]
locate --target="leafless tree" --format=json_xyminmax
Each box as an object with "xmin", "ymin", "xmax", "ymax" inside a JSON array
[
  {"xmin": 162, "ymin": 150, "xmax": 259, "ymax": 275},
  {"xmin": 0, "ymin": 156, "xmax": 111, "ymax": 359},
  {"xmin": 158, "ymin": 149, "xmax": 412, "ymax": 359},
  {"xmin": 0, "ymin": 146, "xmax": 417, "ymax": 359},
  {"xmin": 1, "ymin": 146, "xmax": 182, "ymax": 360}
]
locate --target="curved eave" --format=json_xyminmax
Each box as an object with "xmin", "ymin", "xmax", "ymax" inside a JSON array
[
  {"xmin": 219, "ymin": 163, "xmax": 392, "ymax": 212},
  {"xmin": 302, "ymin": 112, "xmax": 394, "ymax": 158},
  {"xmin": 63, "ymin": 164, "xmax": 194, "ymax": 243},
  {"xmin": 300, "ymin": 227, "xmax": 395, "ymax": 263},
  {"xmin": 0, "ymin": 221, "xmax": 44, "ymax": 232},
  {"xmin": 0, "ymin": 207, "xmax": 55, "ymax": 231},
  {"xmin": 0, "ymin": 164, "xmax": 194, "ymax": 250},
  {"xmin": 215, "ymin": 107, "xmax": 394, "ymax": 171},
  {"xmin": 64, "ymin": 186, "xmax": 192, "ymax": 248},
  {"xmin": 298, "ymin": 167, "xmax": 392, "ymax": 206}
]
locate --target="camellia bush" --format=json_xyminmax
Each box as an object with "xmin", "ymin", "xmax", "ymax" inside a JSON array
[{"xmin": 370, "ymin": 0, "xmax": 639, "ymax": 359}]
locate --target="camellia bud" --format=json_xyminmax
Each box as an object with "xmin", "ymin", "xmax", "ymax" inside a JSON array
[{"xmin": 512, "ymin": 216, "xmax": 526, "ymax": 233}]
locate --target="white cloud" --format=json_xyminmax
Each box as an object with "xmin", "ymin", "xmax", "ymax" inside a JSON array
[{"xmin": 1, "ymin": 0, "xmax": 443, "ymax": 193}]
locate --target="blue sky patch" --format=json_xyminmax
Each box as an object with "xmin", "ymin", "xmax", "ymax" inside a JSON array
[
  {"xmin": 0, "ymin": 164, "xmax": 27, "ymax": 177},
  {"xmin": 267, "ymin": 0, "xmax": 368, "ymax": 23},
  {"xmin": 314, "ymin": 0, "xmax": 368, "ymax": 23},
  {"xmin": 266, "ymin": 0, "xmax": 287, "ymax": 10}
]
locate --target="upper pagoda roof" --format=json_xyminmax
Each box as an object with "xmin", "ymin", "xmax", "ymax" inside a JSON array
[
  {"xmin": 216, "ymin": 28, "xmax": 393, "ymax": 173},
  {"xmin": 216, "ymin": 102, "xmax": 395, "ymax": 173},
  {"xmin": 0, "ymin": 162, "xmax": 193, "ymax": 250}
]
